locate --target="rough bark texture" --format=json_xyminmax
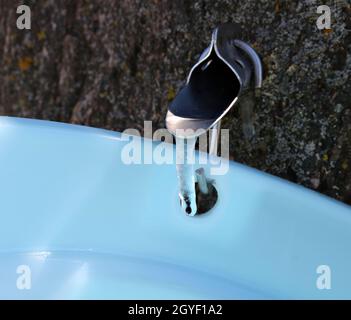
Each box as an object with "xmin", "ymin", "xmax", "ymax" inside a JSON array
[{"xmin": 0, "ymin": 0, "xmax": 350, "ymax": 204}]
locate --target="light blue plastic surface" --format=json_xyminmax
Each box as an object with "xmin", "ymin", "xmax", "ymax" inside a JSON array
[{"xmin": 0, "ymin": 116, "xmax": 350, "ymax": 299}]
